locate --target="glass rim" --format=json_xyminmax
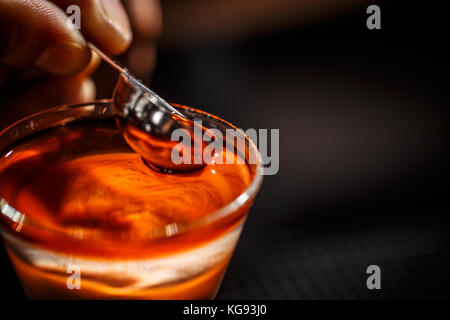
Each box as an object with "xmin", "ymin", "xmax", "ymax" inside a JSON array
[{"xmin": 0, "ymin": 100, "xmax": 264, "ymax": 240}]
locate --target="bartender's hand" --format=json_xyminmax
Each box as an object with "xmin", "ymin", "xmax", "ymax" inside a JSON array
[{"xmin": 0, "ymin": 0, "xmax": 161, "ymax": 128}]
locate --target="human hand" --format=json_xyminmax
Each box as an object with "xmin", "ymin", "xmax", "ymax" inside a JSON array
[{"xmin": 0, "ymin": 0, "xmax": 161, "ymax": 129}]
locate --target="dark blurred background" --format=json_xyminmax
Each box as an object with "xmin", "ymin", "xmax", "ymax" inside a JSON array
[{"xmin": 1, "ymin": 0, "xmax": 450, "ymax": 299}]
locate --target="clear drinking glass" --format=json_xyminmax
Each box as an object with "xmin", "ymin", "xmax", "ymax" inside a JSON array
[{"xmin": 0, "ymin": 100, "xmax": 263, "ymax": 299}]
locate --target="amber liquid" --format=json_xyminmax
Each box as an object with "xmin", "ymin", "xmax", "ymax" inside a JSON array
[{"xmin": 0, "ymin": 119, "xmax": 254, "ymax": 299}]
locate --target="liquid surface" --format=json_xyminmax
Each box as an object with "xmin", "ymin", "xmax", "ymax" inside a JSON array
[
  {"xmin": 0, "ymin": 117, "xmax": 257, "ymax": 299},
  {"xmin": 0, "ymin": 120, "xmax": 251, "ymax": 234}
]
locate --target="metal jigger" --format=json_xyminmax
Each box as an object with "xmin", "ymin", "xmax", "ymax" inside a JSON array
[{"xmin": 90, "ymin": 44, "xmax": 206, "ymax": 173}]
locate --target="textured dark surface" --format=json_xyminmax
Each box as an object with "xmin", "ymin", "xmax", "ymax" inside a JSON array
[
  {"xmin": 218, "ymin": 217, "xmax": 450, "ymax": 299},
  {"xmin": 154, "ymin": 1, "xmax": 450, "ymax": 299},
  {"xmin": 1, "ymin": 0, "xmax": 449, "ymax": 299}
]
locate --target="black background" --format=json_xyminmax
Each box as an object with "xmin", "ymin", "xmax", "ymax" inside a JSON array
[{"xmin": 1, "ymin": 0, "xmax": 450, "ymax": 299}]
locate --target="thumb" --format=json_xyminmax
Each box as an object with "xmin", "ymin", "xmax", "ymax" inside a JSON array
[{"xmin": 0, "ymin": 0, "xmax": 90, "ymax": 75}]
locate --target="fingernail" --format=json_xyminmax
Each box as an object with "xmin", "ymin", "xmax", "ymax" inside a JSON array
[
  {"xmin": 36, "ymin": 43, "xmax": 91, "ymax": 75},
  {"xmin": 98, "ymin": 0, "xmax": 132, "ymax": 42}
]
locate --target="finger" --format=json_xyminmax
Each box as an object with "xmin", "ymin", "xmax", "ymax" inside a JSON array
[
  {"xmin": 80, "ymin": 50, "xmax": 102, "ymax": 78},
  {"xmin": 11, "ymin": 75, "xmax": 95, "ymax": 111},
  {"xmin": 125, "ymin": 0, "xmax": 161, "ymax": 80},
  {"xmin": 0, "ymin": 0, "xmax": 91, "ymax": 75},
  {"xmin": 0, "ymin": 76, "xmax": 96, "ymax": 130},
  {"xmin": 0, "ymin": 66, "xmax": 47, "ymax": 87},
  {"xmin": 126, "ymin": 42, "xmax": 157, "ymax": 80},
  {"xmin": 0, "ymin": 49, "xmax": 101, "ymax": 88},
  {"xmin": 126, "ymin": 0, "xmax": 162, "ymax": 40},
  {"xmin": 51, "ymin": 0, "xmax": 132, "ymax": 55}
]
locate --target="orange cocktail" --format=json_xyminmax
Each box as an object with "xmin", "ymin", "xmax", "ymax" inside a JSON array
[{"xmin": 0, "ymin": 101, "xmax": 262, "ymax": 299}]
